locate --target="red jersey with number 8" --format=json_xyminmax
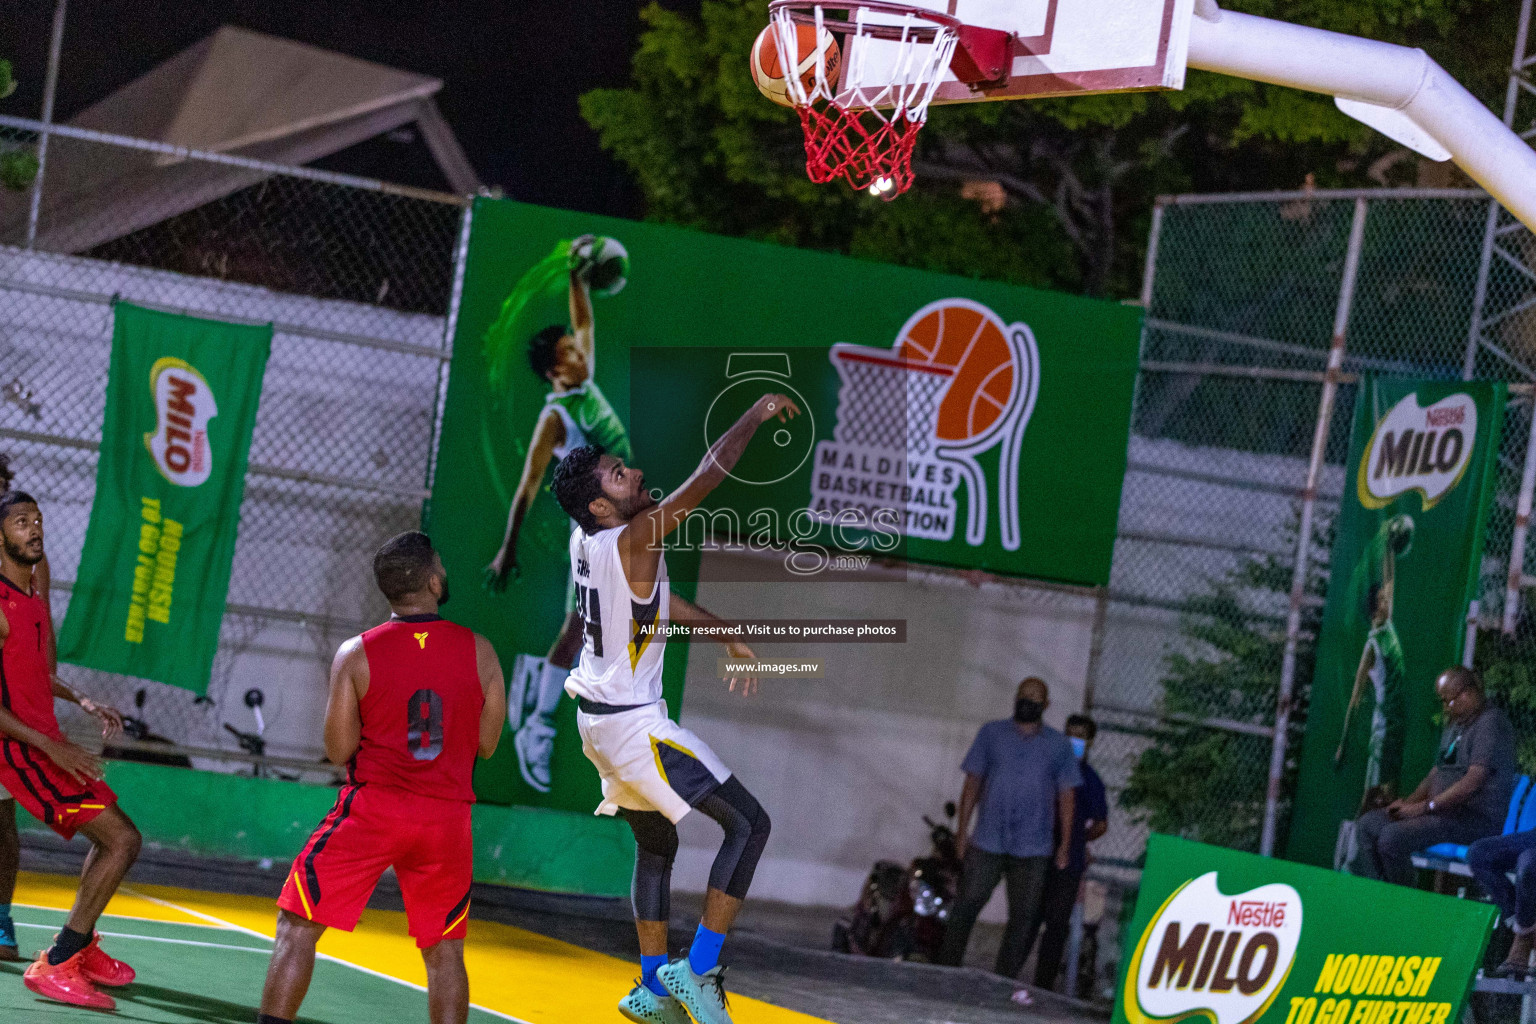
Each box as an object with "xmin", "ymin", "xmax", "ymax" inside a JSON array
[{"xmin": 355, "ymin": 616, "xmax": 482, "ymax": 803}]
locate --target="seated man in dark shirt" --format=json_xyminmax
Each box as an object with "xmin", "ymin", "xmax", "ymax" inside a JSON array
[{"xmin": 1352, "ymin": 667, "xmax": 1517, "ymax": 885}]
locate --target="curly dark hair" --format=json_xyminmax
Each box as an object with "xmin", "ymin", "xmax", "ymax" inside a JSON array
[
  {"xmin": 552, "ymin": 444, "xmax": 607, "ymax": 534},
  {"xmin": 528, "ymin": 324, "xmax": 568, "ymax": 380}
]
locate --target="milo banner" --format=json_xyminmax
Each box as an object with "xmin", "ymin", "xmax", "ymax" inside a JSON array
[
  {"xmin": 1288, "ymin": 377, "xmax": 1505, "ymax": 866},
  {"xmin": 1117, "ymin": 835, "xmax": 1493, "ymax": 1024},
  {"xmin": 427, "ymin": 198, "xmax": 1141, "ymax": 810},
  {"xmin": 58, "ymin": 303, "xmax": 271, "ymax": 693}
]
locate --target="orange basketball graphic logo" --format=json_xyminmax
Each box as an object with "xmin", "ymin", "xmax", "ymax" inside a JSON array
[{"xmin": 809, "ymin": 298, "xmax": 1039, "ymax": 549}]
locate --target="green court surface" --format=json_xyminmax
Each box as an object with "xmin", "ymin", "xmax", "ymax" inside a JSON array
[{"xmin": 1, "ymin": 904, "xmax": 507, "ymax": 1024}]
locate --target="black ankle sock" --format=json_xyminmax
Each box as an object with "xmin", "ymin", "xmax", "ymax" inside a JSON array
[
  {"xmin": 257, "ymin": 1015, "xmax": 294, "ymax": 1024},
  {"xmin": 47, "ymin": 926, "xmax": 91, "ymax": 966}
]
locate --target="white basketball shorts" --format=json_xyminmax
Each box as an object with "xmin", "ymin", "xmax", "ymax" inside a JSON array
[{"xmin": 576, "ymin": 699, "xmax": 730, "ymax": 824}]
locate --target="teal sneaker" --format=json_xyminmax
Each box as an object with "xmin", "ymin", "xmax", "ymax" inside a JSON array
[
  {"xmin": 0, "ymin": 913, "xmax": 18, "ymax": 962},
  {"xmin": 618, "ymin": 981, "xmax": 690, "ymax": 1024},
  {"xmin": 657, "ymin": 958, "xmax": 734, "ymax": 1024}
]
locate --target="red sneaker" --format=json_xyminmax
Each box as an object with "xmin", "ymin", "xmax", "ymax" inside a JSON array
[
  {"xmin": 23, "ymin": 950, "xmax": 116, "ymax": 1010},
  {"xmin": 80, "ymin": 933, "xmax": 135, "ymax": 987}
]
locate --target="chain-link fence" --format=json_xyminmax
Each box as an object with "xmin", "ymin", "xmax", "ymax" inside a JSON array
[
  {"xmin": 1089, "ymin": 187, "xmax": 1536, "ymax": 879},
  {"xmin": 0, "ymin": 113, "xmax": 467, "ymax": 778}
]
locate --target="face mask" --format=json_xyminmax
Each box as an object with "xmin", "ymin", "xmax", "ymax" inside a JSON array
[
  {"xmin": 1070, "ymin": 736, "xmax": 1087, "ymax": 759},
  {"xmin": 1014, "ymin": 697, "xmax": 1044, "ymax": 724}
]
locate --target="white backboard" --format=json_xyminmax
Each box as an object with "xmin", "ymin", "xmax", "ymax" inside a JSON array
[{"xmin": 840, "ymin": 0, "xmax": 1196, "ymax": 103}]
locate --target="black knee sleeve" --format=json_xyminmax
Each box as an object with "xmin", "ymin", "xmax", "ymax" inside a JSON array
[
  {"xmin": 697, "ymin": 777, "xmax": 771, "ymax": 900},
  {"xmin": 621, "ymin": 809, "xmax": 677, "ymax": 922}
]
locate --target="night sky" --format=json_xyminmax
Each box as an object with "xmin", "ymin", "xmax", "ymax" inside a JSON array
[{"xmin": 0, "ymin": 0, "xmax": 695, "ymax": 217}]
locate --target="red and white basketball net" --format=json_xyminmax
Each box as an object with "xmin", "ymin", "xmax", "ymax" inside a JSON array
[{"xmin": 769, "ymin": 1, "xmax": 959, "ymax": 200}]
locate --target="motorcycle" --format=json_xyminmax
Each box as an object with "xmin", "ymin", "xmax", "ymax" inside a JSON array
[
  {"xmin": 831, "ymin": 802, "xmax": 961, "ymax": 962},
  {"xmin": 102, "ymin": 688, "xmax": 192, "ymax": 769}
]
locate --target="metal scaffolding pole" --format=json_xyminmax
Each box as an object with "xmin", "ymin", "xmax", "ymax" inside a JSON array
[
  {"xmin": 1259, "ymin": 197, "xmax": 1369, "ymax": 857},
  {"xmin": 1464, "ymin": 0, "xmax": 1534, "ymax": 379},
  {"xmin": 25, "ymin": 0, "xmax": 66, "ymax": 248}
]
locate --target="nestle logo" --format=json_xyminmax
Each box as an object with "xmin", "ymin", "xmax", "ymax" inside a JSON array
[
  {"xmin": 1227, "ymin": 900, "xmax": 1286, "ymax": 928},
  {"xmin": 1425, "ymin": 406, "xmax": 1465, "ymax": 428}
]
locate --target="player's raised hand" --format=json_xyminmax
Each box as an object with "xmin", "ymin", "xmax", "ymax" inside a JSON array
[
  {"xmin": 725, "ymin": 640, "xmax": 759, "ymax": 697},
  {"xmin": 754, "ymin": 393, "xmax": 801, "ymax": 425},
  {"xmin": 44, "ymin": 739, "xmax": 103, "ymax": 785},
  {"xmin": 80, "ymin": 697, "xmax": 124, "ymax": 740}
]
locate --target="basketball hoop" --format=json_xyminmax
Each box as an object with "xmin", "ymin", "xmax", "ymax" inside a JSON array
[{"xmin": 767, "ymin": 1, "xmax": 1015, "ymax": 200}]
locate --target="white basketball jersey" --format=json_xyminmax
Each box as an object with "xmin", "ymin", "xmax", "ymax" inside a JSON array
[{"xmin": 564, "ymin": 525, "xmax": 669, "ymax": 706}]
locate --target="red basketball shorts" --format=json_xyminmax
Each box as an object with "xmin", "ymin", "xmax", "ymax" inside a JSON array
[
  {"xmin": 0, "ymin": 738, "xmax": 117, "ymax": 840},
  {"xmin": 278, "ymin": 784, "xmax": 473, "ymax": 948}
]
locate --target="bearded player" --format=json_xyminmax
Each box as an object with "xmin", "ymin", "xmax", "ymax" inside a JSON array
[
  {"xmin": 484, "ymin": 235, "xmax": 632, "ymax": 795},
  {"xmin": 260, "ymin": 532, "xmax": 506, "ymax": 1024},
  {"xmin": 550, "ymin": 391, "xmax": 797, "ymax": 1024},
  {"xmin": 0, "ymin": 491, "xmax": 138, "ymax": 1009}
]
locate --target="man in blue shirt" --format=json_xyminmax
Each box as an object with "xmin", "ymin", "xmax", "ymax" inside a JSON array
[
  {"xmin": 1033, "ymin": 713, "xmax": 1109, "ymax": 991},
  {"xmin": 937, "ymin": 677, "xmax": 1080, "ymax": 978}
]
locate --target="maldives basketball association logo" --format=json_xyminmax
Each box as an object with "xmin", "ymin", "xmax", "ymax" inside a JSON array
[{"xmin": 808, "ymin": 298, "xmax": 1039, "ymax": 549}]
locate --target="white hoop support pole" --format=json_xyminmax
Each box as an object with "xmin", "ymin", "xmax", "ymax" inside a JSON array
[{"xmin": 1187, "ymin": 5, "xmax": 1536, "ymax": 232}]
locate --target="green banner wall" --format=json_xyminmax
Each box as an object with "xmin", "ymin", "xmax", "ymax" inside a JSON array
[
  {"xmin": 429, "ymin": 198, "xmax": 1141, "ymax": 811},
  {"xmin": 1117, "ymin": 835, "xmax": 1493, "ymax": 1024},
  {"xmin": 1288, "ymin": 378, "xmax": 1505, "ymax": 866},
  {"xmin": 58, "ymin": 303, "xmax": 271, "ymax": 694}
]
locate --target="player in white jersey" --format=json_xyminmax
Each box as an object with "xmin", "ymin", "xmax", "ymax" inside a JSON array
[{"xmin": 551, "ymin": 392, "xmax": 799, "ymax": 1024}]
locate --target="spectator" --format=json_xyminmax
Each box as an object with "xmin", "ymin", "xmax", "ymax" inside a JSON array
[
  {"xmin": 1351, "ymin": 666, "xmax": 1516, "ymax": 886},
  {"xmin": 1467, "ymin": 824, "xmax": 1536, "ymax": 977},
  {"xmin": 1032, "ymin": 713, "xmax": 1109, "ymax": 992},
  {"xmin": 937, "ymin": 677, "xmax": 1079, "ymax": 979}
]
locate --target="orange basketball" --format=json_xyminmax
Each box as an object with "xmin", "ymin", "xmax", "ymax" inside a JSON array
[
  {"xmin": 751, "ymin": 23, "xmax": 840, "ymax": 107},
  {"xmin": 896, "ymin": 300, "xmax": 1016, "ymax": 442}
]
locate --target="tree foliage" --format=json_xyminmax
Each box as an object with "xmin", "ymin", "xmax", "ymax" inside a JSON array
[
  {"xmin": 1474, "ymin": 624, "xmax": 1536, "ymax": 774},
  {"xmin": 582, "ymin": 0, "xmax": 1514, "ymax": 296},
  {"xmin": 0, "ymin": 56, "xmax": 38, "ymax": 193},
  {"xmin": 1120, "ymin": 513, "xmax": 1328, "ymax": 853}
]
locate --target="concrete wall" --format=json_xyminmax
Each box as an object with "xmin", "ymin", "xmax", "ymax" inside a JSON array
[{"xmin": 671, "ymin": 549, "xmax": 1099, "ymax": 917}]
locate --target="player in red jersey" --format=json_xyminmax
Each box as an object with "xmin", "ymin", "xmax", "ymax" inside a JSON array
[
  {"xmin": 0, "ymin": 453, "xmax": 48, "ymax": 963},
  {"xmin": 0, "ymin": 491, "xmax": 139, "ymax": 1010},
  {"xmin": 259, "ymin": 531, "xmax": 506, "ymax": 1024}
]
